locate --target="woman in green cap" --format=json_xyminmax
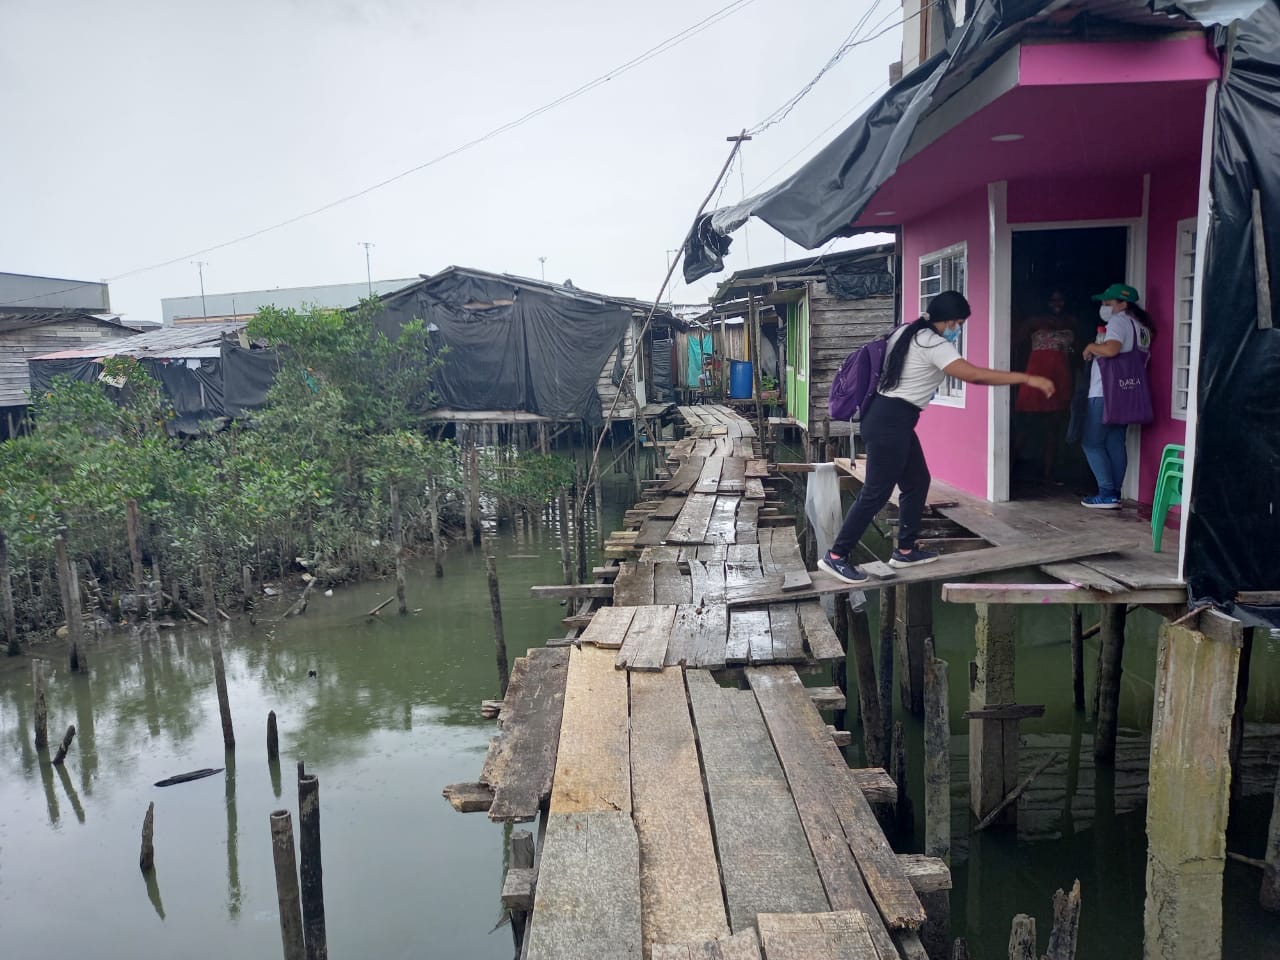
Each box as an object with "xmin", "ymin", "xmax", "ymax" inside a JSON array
[{"xmin": 1079, "ymin": 283, "xmax": 1152, "ymax": 508}]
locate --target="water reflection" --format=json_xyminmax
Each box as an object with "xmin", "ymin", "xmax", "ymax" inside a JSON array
[
  {"xmin": 145, "ymin": 866, "xmax": 167, "ymax": 921},
  {"xmin": 225, "ymin": 749, "xmax": 241, "ymax": 919}
]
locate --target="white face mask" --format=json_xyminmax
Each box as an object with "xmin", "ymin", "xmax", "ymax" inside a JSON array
[{"xmin": 1098, "ymin": 304, "xmax": 1114, "ymax": 321}]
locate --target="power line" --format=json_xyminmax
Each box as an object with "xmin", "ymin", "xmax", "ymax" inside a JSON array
[{"xmin": 7, "ymin": 0, "xmax": 764, "ymax": 306}]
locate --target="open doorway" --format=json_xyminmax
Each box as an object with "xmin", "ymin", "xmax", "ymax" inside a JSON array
[{"xmin": 1009, "ymin": 226, "xmax": 1129, "ymax": 496}]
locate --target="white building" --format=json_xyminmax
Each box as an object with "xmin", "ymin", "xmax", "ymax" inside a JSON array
[{"xmin": 160, "ymin": 278, "xmax": 419, "ymax": 325}]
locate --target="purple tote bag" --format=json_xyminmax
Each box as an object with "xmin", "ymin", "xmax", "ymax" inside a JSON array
[{"xmin": 1099, "ymin": 316, "xmax": 1154, "ymax": 425}]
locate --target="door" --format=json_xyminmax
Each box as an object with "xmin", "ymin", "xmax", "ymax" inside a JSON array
[{"xmin": 785, "ymin": 298, "xmax": 810, "ymax": 426}]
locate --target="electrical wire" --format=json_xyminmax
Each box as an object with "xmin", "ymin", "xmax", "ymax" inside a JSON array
[{"xmin": 7, "ymin": 0, "xmax": 763, "ymax": 306}]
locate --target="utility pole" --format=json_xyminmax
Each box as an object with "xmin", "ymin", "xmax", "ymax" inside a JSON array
[
  {"xmin": 192, "ymin": 261, "xmax": 208, "ymax": 320},
  {"xmin": 358, "ymin": 242, "xmax": 375, "ymax": 297},
  {"xmin": 538, "ymin": 256, "xmax": 547, "ymax": 282}
]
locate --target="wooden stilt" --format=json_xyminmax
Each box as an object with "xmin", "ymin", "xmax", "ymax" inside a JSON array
[
  {"xmin": 924, "ymin": 640, "xmax": 950, "ymax": 864},
  {"xmin": 1069, "ymin": 605, "xmax": 1084, "ymax": 710},
  {"xmin": 969, "ymin": 603, "xmax": 1017, "ymax": 826},
  {"xmin": 849, "ymin": 605, "xmax": 885, "ymax": 768},
  {"xmin": 1143, "ymin": 610, "xmax": 1241, "ymax": 958},
  {"xmin": 270, "ymin": 810, "xmax": 306, "ymax": 960},
  {"xmin": 1008, "ymin": 915, "xmax": 1037, "ymax": 960},
  {"xmin": 55, "ymin": 531, "xmax": 84, "ymax": 672},
  {"xmin": 203, "ymin": 564, "xmax": 236, "ymax": 751},
  {"xmin": 891, "ymin": 720, "xmax": 914, "ymax": 840},
  {"xmin": 878, "ymin": 586, "xmax": 896, "ymax": 768},
  {"xmin": 390, "ymin": 485, "xmax": 407, "ymax": 615},
  {"xmin": 896, "ymin": 583, "xmax": 931, "ymax": 716},
  {"xmin": 507, "ymin": 829, "xmax": 535, "ymax": 950},
  {"xmin": 33, "ymin": 661, "xmax": 48, "ymax": 750},
  {"xmin": 833, "ymin": 595, "xmax": 850, "ymax": 733},
  {"xmin": 243, "ymin": 566, "xmax": 254, "ymax": 613},
  {"xmin": 1, "ymin": 530, "xmax": 17, "ymax": 655},
  {"xmin": 298, "ymin": 773, "xmax": 327, "ymax": 960},
  {"xmin": 1093, "ymin": 605, "xmax": 1127, "ymax": 764},
  {"xmin": 485, "ymin": 556, "xmax": 510, "ymax": 697}
]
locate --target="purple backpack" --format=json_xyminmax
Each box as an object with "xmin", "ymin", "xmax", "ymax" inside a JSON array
[{"xmin": 828, "ymin": 335, "xmax": 889, "ymax": 421}]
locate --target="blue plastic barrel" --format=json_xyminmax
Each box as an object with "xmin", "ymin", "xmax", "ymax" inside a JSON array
[{"xmin": 728, "ymin": 359, "xmax": 753, "ymax": 399}]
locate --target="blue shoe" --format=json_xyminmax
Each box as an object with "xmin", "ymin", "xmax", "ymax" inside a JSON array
[
  {"xmin": 889, "ymin": 546, "xmax": 939, "ymax": 568},
  {"xmin": 817, "ymin": 552, "xmax": 868, "ymax": 584},
  {"xmin": 1081, "ymin": 494, "xmax": 1121, "ymax": 509}
]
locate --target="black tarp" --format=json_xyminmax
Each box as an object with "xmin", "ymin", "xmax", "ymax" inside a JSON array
[
  {"xmin": 682, "ymin": 0, "xmax": 1276, "ymax": 622},
  {"xmin": 376, "ymin": 271, "xmax": 633, "ymax": 427},
  {"xmin": 650, "ymin": 337, "xmax": 673, "ymax": 402}
]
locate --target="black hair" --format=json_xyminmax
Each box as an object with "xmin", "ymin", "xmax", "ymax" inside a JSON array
[
  {"xmin": 880, "ymin": 290, "xmax": 971, "ymax": 393},
  {"xmin": 1118, "ymin": 301, "xmax": 1155, "ymax": 343}
]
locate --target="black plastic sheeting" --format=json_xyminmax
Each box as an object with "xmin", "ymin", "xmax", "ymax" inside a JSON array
[
  {"xmin": 650, "ymin": 338, "xmax": 674, "ymax": 403},
  {"xmin": 375, "ymin": 272, "xmax": 633, "ymax": 427},
  {"xmin": 1186, "ymin": 2, "xmax": 1280, "ymax": 625}
]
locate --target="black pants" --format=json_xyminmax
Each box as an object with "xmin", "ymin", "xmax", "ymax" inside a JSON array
[{"xmin": 831, "ymin": 395, "xmax": 931, "ymax": 558}]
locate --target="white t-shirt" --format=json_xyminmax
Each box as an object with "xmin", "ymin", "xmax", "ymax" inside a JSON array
[
  {"xmin": 878, "ymin": 325, "xmax": 963, "ymax": 409},
  {"xmin": 1088, "ymin": 312, "xmax": 1151, "ymax": 398}
]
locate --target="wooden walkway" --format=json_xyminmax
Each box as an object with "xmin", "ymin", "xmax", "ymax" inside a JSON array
[{"xmin": 446, "ymin": 403, "xmax": 947, "ymax": 960}]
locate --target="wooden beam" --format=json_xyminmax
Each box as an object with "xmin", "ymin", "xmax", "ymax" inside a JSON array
[
  {"xmin": 941, "ymin": 582, "xmax": 1186, "ymax": 606},
  {"xmin": 530, "ymin": 583, "xmax": 614, "ymax": 599},
  {"xmin": 961, "ymin": 703, "xmax": 1045, "ymax": 721}
]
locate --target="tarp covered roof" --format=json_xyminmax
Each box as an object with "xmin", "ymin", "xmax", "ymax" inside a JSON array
[{"xmin": 31, "ymin": 322, "xmax": 246, "ymax": 361}]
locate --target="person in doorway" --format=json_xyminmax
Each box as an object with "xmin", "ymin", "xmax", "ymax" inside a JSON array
[
  {"xmin": 1013, "ymin": 289, "xmax": 1076, "ymax": 482},
  {"xmin": 1079, "ymin": 283, "xmax": 1153, "ymax": 509},
  {"xmin": 817, "ymin": 291, "xmax": 1055, "ymax": 584}
]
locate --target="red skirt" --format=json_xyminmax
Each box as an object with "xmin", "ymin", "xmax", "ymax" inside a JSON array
[{"xmin": 1016, "ymin": 349, "xmax": 1071, "ymax": 413}]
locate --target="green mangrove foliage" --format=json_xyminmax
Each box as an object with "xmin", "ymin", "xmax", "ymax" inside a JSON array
[{"xmin": 0, "ymin": 302, "xmax": 578, "ymax": 641}]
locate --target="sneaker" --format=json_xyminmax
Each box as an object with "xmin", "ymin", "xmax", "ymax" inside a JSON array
[
  {"xmin": 817, "ymin": 552, "xmax": 868, "ymax": 584},
  {"xmin": 1081, "ymin": 494, "xmax": 1121, "ymax": 509},
  {"xmin": 889, "ymin": 546, "xmax": 939, "ymax": 568}
]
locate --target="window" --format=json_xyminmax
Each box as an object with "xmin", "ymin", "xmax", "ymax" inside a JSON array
[
  {"xmin": 919, "ymin": 242, "xmax": 967, "ymax": 403},
  {"xmin": 1172, "ymin": 219, "xmax": 1197, "ymax": 419}
]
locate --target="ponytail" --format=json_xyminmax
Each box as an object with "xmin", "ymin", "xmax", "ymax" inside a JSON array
[{"xmin": 880, "ymin": 290, "xmax": 970, "ymax": 393}]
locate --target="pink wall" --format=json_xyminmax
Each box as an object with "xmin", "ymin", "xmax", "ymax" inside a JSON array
[
  {"xmin": 1008, "ymin": 174, "xmax": 1144, "ymax": 224},
  {"xmin": 1019, "ymin": 35, "xmax": 1221, "ymax": 87},
  {"xmin": 902, "ymin": 187, "xmax": 992, "ymax": 498}
]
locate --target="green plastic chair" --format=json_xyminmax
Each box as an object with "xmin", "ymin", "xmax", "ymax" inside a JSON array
[{"xmin": 1152, "ymin": 454, "xmax": 1185, "ymax": 553}]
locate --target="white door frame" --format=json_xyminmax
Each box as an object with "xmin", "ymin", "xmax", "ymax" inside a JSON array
[{"xmin": 988, "ymin": 182, "xmax": 1149, "ymax": 502}]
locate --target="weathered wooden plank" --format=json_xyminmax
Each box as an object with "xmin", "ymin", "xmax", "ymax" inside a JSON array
[
  {"xmin": 940, "ymin": 582, "xmax": 1185, "ymax": 606},
  {"xmin": 630, "ymin": 670, "xmax": 731, "ymax": 951},
  {"xmin": 532, "ymin": 583, "xmax": 616, "ymax": 599},
  {"xmin": 745, "ymin": 459, "xmax": 770, "ymax": 478},
  {"xmin": 744, "ymin": 478, "xmax": 766, "ymax": 501},
  {"xmin": 808, "ymin": 686, "xmax": 847, "ymax": 711},
  {"xmin": 685, "ymin": 671, "xmax": 829, "ymax": 932},
  {"xmin": 663, "ymin": 456, "xmax": 705, "ymax": 494},
  {"xmin": 653, "ymin": 496, "xmax": 688, "ymax": 520},
  {"xmin": 526, "ymin": 811, "xmax": 642, "ymax": 960},
  {"xmin": 551, "ymin": 645, "xmax": 631, "ymax": 814},
  {"xmin": 726, "ymin": 531, "xmax": 1144, "ymax": 606},
  {"xmin": 755, "ymin": 911, "xmax": 882, "ymax": 960},
  {"xmin": 578, "ymin": 605, "xmax": 638, "ymax": 650},
  {"xmin": 797, "ymin": 602, "xmax": 844, "ymax": 662},
  {"xmin": 703, "ymin": 562, "xmax": 728, "ymax": 606},
  {"xmin": 697, "ymin": 544, "xmax": 730, "ymax": 563},
  {"xmin": 728, "ymin": 608, "xmax": 771, "ymax": 665},
  {"xmin": 681, "ymin": 603, "xmax": 729, "ymax": 669},
  {"xmin": 669, "ymin": 495, "xmax": 717, "ymax": 544},
  {"xmin": 896, "ymin": 854, "xmax": 952, "ymax": 894},
  {"xmin": 726, "ymin": 551, "xmax": 764, "ymax": 596},
  {"xmin": 768, "ymin": 604, "xmax": 806, "ymax": 663},
  {"xmin": 442, "ymin": 781, "xmax": 494, "ymax": 812},
  {"xmin": 704, "ymin": 496, "xmax": 740, "ymax": 546},
  {"xmin": 614, "ymin": 561, "xmax": 657, "ymax": 607},
  {"xmin": 848, "ymin": 768, "xmax": 897, "ymax": 805},
  {"xmin": 652, "ymin": 930, "xmax": 763, "ymax": 960},
  {"xmin": 616, "ymin": 604, "xmax": 678, "ymax": 672},
  {"xmin": 479, "ymin": 648, "xmax": 570, "ymax": 821},
  {"xmin": 719, "ymin": 457, "xmax": 747, "ymax": 493},
  {"xmin": 747, "ymin": 666, "xmax": 926, "ymax": 931},
  {"xmin": 695, "ymin": 456, "xmax": 725, "ymax": 494},
  {"xmin": 687, "ymin": 560, "xmax": 709, "ymax": 605},
  {"xmin": 1038, "ymin": 561, "xmax": 1129, "ymax": 593},
  {"xmin": 654, "ymin": 561, "xmax": 693, "ymax": 605},
  {"xmin": 635, "ymin": 518, "xmax": 675, "ymax": 547},
  {"xmin": 640, "ymin": 545, "xmax": 682, "ymax": 563},
  {"xmin": 736, "ymin": 500, "xmax": 761, "ymax": 543}
]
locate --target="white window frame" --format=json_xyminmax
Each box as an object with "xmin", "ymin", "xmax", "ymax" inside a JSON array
[
  {"xmin": 919, "ymin": 241, "xmax": 968, "ymax": 406},
  {"xmin": 1171, "ymin": 217, "xmax": 1197, "ymax": 421}
]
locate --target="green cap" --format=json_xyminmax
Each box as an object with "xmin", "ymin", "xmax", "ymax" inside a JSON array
[{"xmin": 1092, "ymin": 283, "xmax": 1140, "ymax": 303}]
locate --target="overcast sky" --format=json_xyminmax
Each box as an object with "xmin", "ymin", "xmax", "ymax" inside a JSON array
[{"xmin": 2, "ymin": 0, "xmax": 900, "ymax": 324}]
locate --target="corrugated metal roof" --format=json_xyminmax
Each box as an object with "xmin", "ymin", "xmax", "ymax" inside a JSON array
[
  {"xmin": 0, "ymin": 308, "xmax": 137, "ymax": 336},
  {"xmin": 31, "ymin": 321, "xmax": 245, "ymax": 361}
]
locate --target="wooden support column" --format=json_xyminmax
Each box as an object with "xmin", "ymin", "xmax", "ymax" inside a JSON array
[
  {"xmin": 1263, "ymin": 763, "xmax": 1280, "ymax": 911},
  {"xmin": 968, "ymin": 603, "xmax": 1017, "ymax": 826},
  {"xmin": 1, "ymin": 530, "xmax": 18, "ymax": 656},
  {"xmin": 126, "ymin": 499, "xmax": 148, "ymax": 617},
  {"xmin": 468, "ymin": 427, "xmax": 482, "ymax": 546},
  {"xmin": 896, "ymin": 583, "xmax": 931, "ymax": 716},
  {"xmin": 1093, "ymin": 605, "xmax": 1128, "ymax": 764},
  {"xmin": 924, "ymin": 640, "xmax": 950, "ymax": 863},
  {"xmin": 1143, "ymin": 610, "xmax": 1241, "ymax": 959},
  {"xmin": 1228, "ymin": 627, "xmax": 1254, "ymax": 822},
  {"xmin": 849, "ymin": 605, "xmax": 885, "ymax": 767}
]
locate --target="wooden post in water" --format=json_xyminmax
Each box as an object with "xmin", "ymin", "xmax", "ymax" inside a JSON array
[
  {"xmin": 270, "ymin": 810, "xmax": 306, "ymax": 960},
  {"xmin": 298, "ymin": 773, "xmax": 327, "ymax": 960},
  {"xmin": 468, "ymin": 428, "xmax": 482, "ymax": 546},
  {"xmin": 833, "ymin": 594, "xmax": 850, "ymax": 732},
  {"xmin": 485, "ymin": 556, "xmax": 510, "ymax": 697},
  {"xmin": 1143, "ymin": 610, "xmax": 1240, "ymax": 959},
  {"xmin": 55, "ymin": 531, "xmax": 84, "ymax": 671},
  {"xmin": 427, "ymin": 477, "xmax": 444, "ymax": 578},
  {"xmin": 126, "ymin": 499, "xmax": 148, "ymax": 617},
  {"xmin": 969, "ymin": 603, "xmax": 1017, "ymax": 826},
  {"xmin": 1007, "ymin": 915, "xmax": 1037, "ymax": 960},
  {"xmin": 508, "ymin": 828, "xmax": 535, "ymax": 950},
  {"xmin": 924, "ymin": 639, "xmax": 950, "ymax": 863},
  {"xmin": 573, "ymin": 472, "xmax": 588, "ymax": 588},
  {"xmin": 1044, "ymin": 880, "xmax": 1082, "ymax": 960},
  {"xmin": 1069, "ymin": 605, "xmax": 1084, "ymax": 710},
  {"xmin": 556, "ymin": 490, "xmax": 573, "ymax": 587},
  {"xmin": 878, "ymin": 586, "xmax": 896, "ymax": 767},
  {"xmin": 1262, "ymin": 763, "xmax": 1280, "ymax": 911},
  {"xmin": 33, "ymin": 661, "xmax": 48, "ymax": 750},
  {"xmin": 2, "ymin": 530, "xmax": 19, "ymax": 656},
  {"xmin": 390, "ymin": 485, "xmax": 407, "ymax": 615},
  {"xmin": 267, "ymin": 711, "xmax": 279, "ymax": 762},
  {"xmin": 890, "ymin": 720, "xmax": 913, "ymax": 840},
  {"xmin": 242, "ymin": 566, "xmax": 254, "ymax": 613},
  {"xmin": 140, "ymin": 801, "xmax": 156, "ymax": 872},
  {"xmin": 895, "ymin": 583, "xmax": 931, "ymax": 716},
  {"xmin": 203, "ymin": 564, "xmax": 236, "ymax": 751},
  {"xmin": 1093, "ymin": 604, "xmax": 1127, "ymax": 763},
  {"xmin": 848, "ymin": 605, "xmax": 885, "ymax": 768},
  {"xmin": 52, "ymin": 724, "xmax": 76, "ymax": 765}
]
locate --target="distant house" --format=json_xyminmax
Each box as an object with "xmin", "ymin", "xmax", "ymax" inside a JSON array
[
  {"xmin": 710, "ymin": 247, "xmax": 896, "ymax": 442},
  {"xmin": 0, "ymin": 272, "xmax": 142, "ymax": 438},
  {"xmin": 161, "ymin": 278, "xmax": 419, "ymax": 325}
]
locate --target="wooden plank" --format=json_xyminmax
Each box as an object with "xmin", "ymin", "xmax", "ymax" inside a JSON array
[
  {"xmin": 808, "ymin": 687, "xmax": 847, "ymax": 711},
  {"xmin": 695, "ymin": 456, "xmax": 725, "ymax": 494},
  {"xmin": 728, "ymin": 608, "xmax": 771, "ymax": 665},
  {"xmin": 719, "ymin": 457, "xmax": 747, "ymax": 493},
  {"xmin": 681, "ymin": 603, "xmax": 729, "ymax": 669},
  {"xmin": 630, "ymin": 670, "xmax": 731, "ymax": 951},
  {"xmin": 896, "ymin": 854, "xmax": 952, "ymax": 894},
  {"xmin": 736, "ymin": 500, "xmax": 761, "ymax": 543},
  {"xmin": 962, "ymin": 703, "xmax": 1046, "ymax": 721},
  {"xmin": 745, "ymin": 459, "xmax": 770, "ymax": 478},
  {"xmin": 744, "ymin": 478, "xmax": 766, "ymax": 500},
  {"xmin": 705, "ymin": 496, "xmax": 740, "ymax": 545},
  {"xmin": 442, "ymin": 781, "xmax": 494, "ymax": 812},
  {"xmin": 635, "ymin": 518, "xmax": 675, "ymax": 547},
  {"xmin": 756, "ymin": 910, "xmax": 882, "ymax": 960},
  {"xmin": 1076, "ymin": 549, "xmax": 1184, "ymax": 590},
  {"xmin": 940, "ymin": 582, "xmax": 1186, "ymax": 606},
  {"xmin": 685, "ymin": 672, "xmax": 830, "ymax": 932},
  {"xmin": 669, "ymin": 494, "xmax": 717, "ymax": 544},
  {"xmin": 616, "ymin": 604, "xmax": 678, "ymax": 672},
  {"xmin": 1039, "ymin": 561, "xmax": 1129, "ymax": 593},
  {"xmin": 697, "ymin": 544, "xmax": 729, "ymax": 563},
  {"xmin": 479, "ymin": 648, "xmax": 570, "ymax": 821},
  {"xmin": 526, "ymin": 811, "xmax": 642, "ymax": 960},
  {"xmin": 687, "ymin": 560, "xmax": 709, "ymax": 605},
  {"xmin": 663, "ymin": 456, "xmax": 705, "ymax": 494},
  {"xmin": 767, "ymin": 604, "xmax": 806, "ymax": 663},
  {"xmin": 727, "ymin": 543, "xmax": 760, "ymax": 565},
  {"xmin": 797, "ymin": 602, "xmax": 844, "ymax": 662},
  {"xmin": 703, "ymin": 562, "xmax": 727, "ymax": 606},
  {"xmin": 532, "ymin": 583, "xmax": 615, "ymax": 599},
  {"xmin": 653, "ymin": 496, "xmax": 688, "ymax": 520},
  {"xmin": 551, "ymin": 645, "xmax": 631, "ymax": 814},
  {"xmin": 578, "ymin": 606, "xmax": 637, "ymax": 650},
  {"xmin": 726, "ymin": 531, "xmax": 1144, "ymax": 606},
  {"xmin": 640, "ymin": 545, "xmax": 682, "ymax": 563},
  {"xmin": 654, "ymin": 562, "xmax": 692, "ymax": 605},
  {"xmin": 848, "ymin": 768, "xmax": 897, "ymax": 805},
  {"xmin": 653, "ymin": 931, "xmax": 763, "ymax": 960},
  {"xmin": 747, "ymin": 666, "xmax": 926, "ymax": 930},
  {"xmin": 614, "ymin": 561, "xmax": 657, "ymax": 607}
]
